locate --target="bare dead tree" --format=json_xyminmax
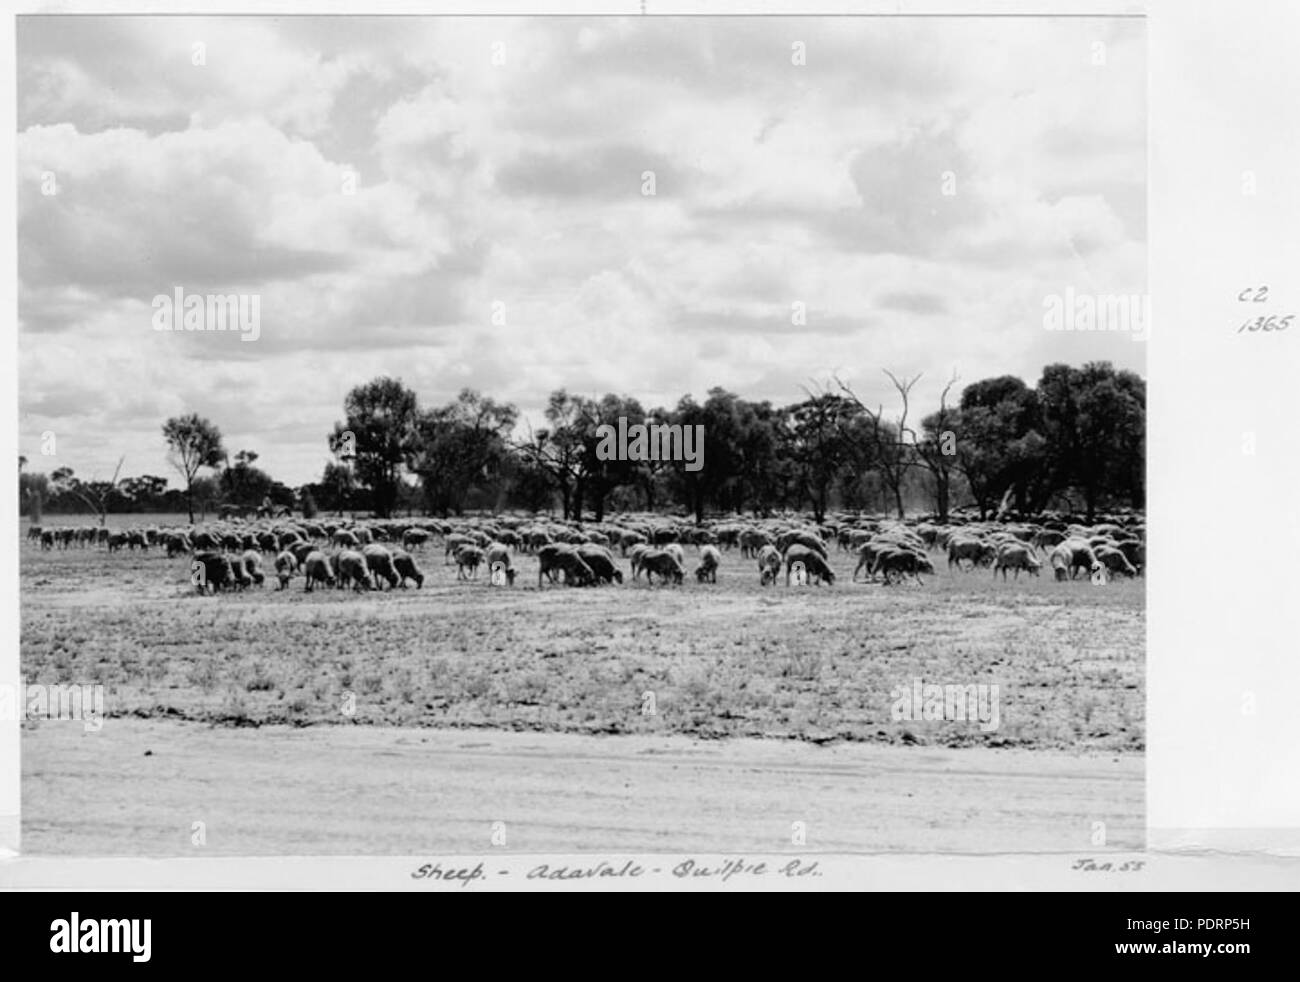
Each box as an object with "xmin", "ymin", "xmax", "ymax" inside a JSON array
[
  {"xmin": 835, "ymin": 370, "xmax": 921, "ymax": 519},
  {"xmin": 909, "ymin": 369, "xmax": 960, "ymax": 522},
  {"xmin": 55, "ymin": 456, "xmax": 125, "ymax": 527}
]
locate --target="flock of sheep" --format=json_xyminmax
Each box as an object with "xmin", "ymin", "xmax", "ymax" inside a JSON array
[{"xmin": 26, "ymin": 510, "xmax": 1144, "ymax": 595}]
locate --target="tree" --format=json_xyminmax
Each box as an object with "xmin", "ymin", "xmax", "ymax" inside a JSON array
[
  {"xmin": 950, "ymin": 375, "xmax": 1045, "ymax": 519},
  {"xmin": 785, "ymin": 390, "xmax": 859, "ymax": 523},
  {"xmin": 516, "ymin": 390, "xmax": 588, "ymax": 521},
  {"xmin": 329, "ymin": 377, "xmax": 419, "ymax": 518},
  {"xmin": 408, "ymin": 389, "xmax": 518, "ymax": 516},
  {"xmin": 48, "ymin": 458, "xmax": 126, "ymax": 526},
  {"xmin": 837, "ymin": 371, "xmax": 920, "ymax": 519},
  {"xmin": 163, "ymin": 414, "xmax": 225, "ymax": 524},
  {"xmin": 915, "ymin": 371, "xmax": 961, "ymax": 522}
]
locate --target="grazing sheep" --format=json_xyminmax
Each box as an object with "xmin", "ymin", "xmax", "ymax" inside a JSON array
[
  {"xmin": 192, "ymin": 551, "xmax": 235, "ymax": 594},
  {"xmin": 662, "ymin": 543, "xmax": 686, "ymax": 568},
  {"xmin": 453, "ymin": 544, "xmax": 485, "ymax": 581},
  {"xmin": 303, "ymin": 551, "xmax": 334, "ymax": 592},
  {"xmin": 274, "ymin": 550, "xmax": 297, "ymax": 589},
  {"xmin": 739, "ymin": 528, "xmax": 773, "ymax": 558},
  {"xmin": 757, "ymin": 544, "xmax": 782, "ymax": 586},
  {"xmin": 107, "ymin": 532, "xmax": 128, "ymax": 553},
  {"xmin": 695, "ymin": 544, "xmax": 722, "ymax": 583},
  {"xmin": 577, "ymin": 545, "xmax": 623, "ymax": 585},
  {"xmin": 336, "ymin": 549, "xmax": 373, "ymax": 591},
  {"xmin": 537, "ymin": 544, "xmax": 595, "ymax": 587},
  {"xmin": 402, "ymin": 528, "xmax": 432, "ymax": 552},
  {"xmin": 871, "ymin": 547, "xmax": 935, "ymax": 586},
  {"xmin": 240, "ymin": 550, "xmax": 266, "ymax": 586},
  {"xmin": 618, "ymin": 530, "xmax": 647, "ymax": 556},
  {"xmin": 627, "ymin": 543, "xmax": 653, "ymax": 580},
  {"xmin": 228, "ymin": 554, "xmax": 253, "ymax": 590},
  {"xmin": 992, "ymin": 543, "xmax": 1041, "ymax": 580},
  {"xmin": 1050, "ymin": 539, "xmax": 1099, "ymax": 580},
  {"xmin": 288, "ymin": 540, "xmax": 317, "ymax": 568},
  {"xmin": 257, "ymin": 531, "xmax": 278, "ymax": 553},
  {"xmin": 39, "ymin": 530, "xmax": 55, "ymax": 551},
  {"xmin": 391, "ymin": 549, "xmax": 425, "ymax": 588},
  {"xmin": 27, "ymin": 525, "xmax": 42, "ymax": 543},
  {"xmin": 947, "ymin": 537, "xmax": 996, "ymax": 572},
  {"xmin": 332, "ymin": 529, "xmax": 360, "ymax": 549},
  {"xmin": 1094, "ymin": 545, "xmax": 1138, "ymax": 578},
  {"xmin": 777, "ymin": 530, "xmax": 829, "ymax": 558},
  {"xmin": 784, "ymin": 544, "xmax": 835, "ymax": 586},
  {"xmin": 482, "ymin": 543, "xmax": 518, "ymax": 585},
  {"xmin": 444, "ymin": 533, "xmax": 476, "ymax": 563},
  {"xmin": 362, "ymin": 543, "xmax": 401, "ymax": 589},
  {"xmin": 1115, "ymin": 539, "xmax": 1144, "ymax": 574},
  {"xmin": 640, "ymin": 549, "xmax": 685, "ymax": 585},
  {"xmin": 190, "ymin": 530, "xmax": 219, "ymax": 551}
]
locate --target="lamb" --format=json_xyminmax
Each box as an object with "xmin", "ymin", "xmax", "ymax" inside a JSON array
[
  {"xmin": 391, "ymin": 549, "xmax": 426, "ymax": 588},
  {"xmin": 992, "ymin": 543, "xmax": 1041, "ymax": 580},
  {"xmin": 274, "ymin": 550, "xmax": 298, "ymax": 589},
  {"xmin": 303, "ymin": 551, "xmax": 334, "ymax": 592},
  {"xmin": 362, "ymin": 543, "xmax": 401, "ymax": 589},
  {"xmin": 639, "ymin": 549, "xmax": 685, "ymax": 585},
  {"xmin": 757, "ymin": 544, "xmax": 782, "ymax": 586},
  {"xmin": 577, "ymin": 545, "xmax": 623, "ymax": 585},
  {"xmin": 784, "ymin": 544, "xmax": 835, "ymax": 585},
  {"xmin": 695, "ymin": 544, "xmax": 722, "ymax": 583}
]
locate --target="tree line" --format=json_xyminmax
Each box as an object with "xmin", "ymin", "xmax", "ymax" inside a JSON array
[{"xmin": 19, "ymin": 361, "xmax": 1144, "ymax": 526}]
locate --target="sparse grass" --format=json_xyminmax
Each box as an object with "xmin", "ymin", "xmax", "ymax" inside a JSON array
[{"xmin": 19, "ymin": 531, "xmax": 1144, "ymax": 750}]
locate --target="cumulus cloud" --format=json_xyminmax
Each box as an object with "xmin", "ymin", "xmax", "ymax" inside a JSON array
[{"xmin": 18, "ymin": 15, "xmax": 1145, "ymax": 487}]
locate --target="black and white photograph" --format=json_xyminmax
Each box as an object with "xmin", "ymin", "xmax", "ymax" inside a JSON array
[{"xmin": 9, "ymin": 12, "xmax": 1152, "ymax": 864}]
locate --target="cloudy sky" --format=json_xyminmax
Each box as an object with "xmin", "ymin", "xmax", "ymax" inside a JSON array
[{"xmin": 18, "ymin": 15, "xmax": 1145, "ymax": 487}]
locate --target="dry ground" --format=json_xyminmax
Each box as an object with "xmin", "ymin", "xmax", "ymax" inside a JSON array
[{"xmin": 18, "ymin": 516, "xmax": 1144, "ymax": 855}]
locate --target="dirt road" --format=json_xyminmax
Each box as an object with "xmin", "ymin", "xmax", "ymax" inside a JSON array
[{"xmin": 20, "ymin": 719, "xmax": 1141, "ymax": 855}]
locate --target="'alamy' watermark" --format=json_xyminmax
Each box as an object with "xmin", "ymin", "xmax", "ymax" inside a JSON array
[
  {"xmin": 890, "ymin": 677, "xmax": 1000, "ymax": 732},
  {"xmin": 0, "ymin": 681, "xmax": 104, "ymax": 731},
  {"xmin": 595, "ymin": 417, "xmax": 704, "ymax": 472},
  {"xmin": 152, "ymin": 288, "xmax": 260, "ymax": 341},
  {"xmin": 1043, "ymin": 288, "xmax": 1148, "ymax": 342}
]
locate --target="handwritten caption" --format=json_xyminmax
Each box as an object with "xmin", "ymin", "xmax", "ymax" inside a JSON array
[{"xmin": 410, "ymin": 857, "xmax": 823, "ymax": 887}]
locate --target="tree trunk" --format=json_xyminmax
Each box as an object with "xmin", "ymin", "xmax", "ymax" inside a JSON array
[{"xmin": 186, "ymin": 481, "xmax": 195, "ymax": 525}]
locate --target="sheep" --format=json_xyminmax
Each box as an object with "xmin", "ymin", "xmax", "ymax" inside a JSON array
[
  {"xmin": 453, "ymin": 544, "xmax": 485, "ymax": 581},
  {"xmin": 274, "ymin": 550, "xmax": 297, "ymax": 589},
  {"xmin": 483, "ymin": 543, "xmax": 518, "ymax": 585},
  {"xmin": 336, "ymin": 549, "xmax": 373, "ymax": 591},
  {"xmin": 303, "ymin": 551, "xmax": 334, "ymax": 592},
  {"xmin": 1050, "ymin": 539, "xmax": 1099, "ymax": 581},
  {"xmin": 640, "ymin": 549, "xmax": 685, "ymax": 585},
  {"xmin": 444, "ymin": 533, "xmax": 476, "ymax": 563},
  {"xmin": 871, "ymin": 547, "xmax": 935, "ymax": 585},
  {"xmin": 739, "ymin": 528, "xmax": 773, "ymax": 558},
  {"xmin": 695, "ymin": 544, "xmax": 722, "ymax": 583},
  {"xmin": 947, "ymin": 536, "xmax": 996, "ymax": 572},
  {"xmin": 289, "ymin": 540, "xmax": 317, "ymax": 568},
  {"xmin": 618, "ymin": 530, "xmax": 648, "ymax": 556},
  {"xmin": 537, "ymin": 544, "xmax": 595, "ymax": 587},
  {"xmin": 402, "ymin": 528, "xmax": 432, "ymax": 552},
  {"xmin": 332, "ymin": 529, "xmax": 361, "ymax": 549},
  {"xmin": 229, "ymin": 553, "xmax": 253, "ymax": 590},
  {"xmin": 628, "ymin": 543, "xmax": 652, "ymax": 580},
  {"xmin": 26, "ymin": 525, "xmax": 41, "ymax": 543},
  {"xmin": 190, "ymin": 551, "xmax": 235, "ymax": 594},
  {"xmin": 577, "ymin": 545, "xmax": 623, "ymax": 585},
  {"xmin": 992, "ymin": 543, "xmax": 1041, "ymax": 580},
  {"xmin": 1115, "ymin": 539, "xmax": 1144, "ymax": 573},
  {"xmin": 164, "ymin": 532, "xmax": 192, "ymax": 557},
  {"xmin": 391, "ymin": 549, "xmax": 426, "ymax": 588},
  {"xmin": 39, "ymin": 530, "xmax": 54, "ymax": 551},
  {"xmin": 1094, "ymin": 545, "xmax": 1138, "ymax": 578},
  {"xmin": 757, "ymin": 544, "xmax": 782, "ymax": 586},
  {"xmin": 662, "ymin": 543, "xmax": 686, "ymax": 569},
  {"xmin": 256, "ymin": 531, "xmax": 278, "ymax": 553},
  {"xmin": 240, "ymin": 550, "xmax": 266, "ymax": 586},
  {"xmin": 107, "ymin": 532, "xmax": 128, "ymax": 553},
  {"xmin": 190, "ymin": 530, "xmax": 220, "ymax": 551},
  {"xmin": 362, "ymin": 543, "xmax": 401, "ymax": 589},
  {"xmin": 784, "ymin": 544, "xmax": 835, "ymax": 586},
  {"xmin": 776, "ymin": 530, "xmax": 828, "ymax": 558}
]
